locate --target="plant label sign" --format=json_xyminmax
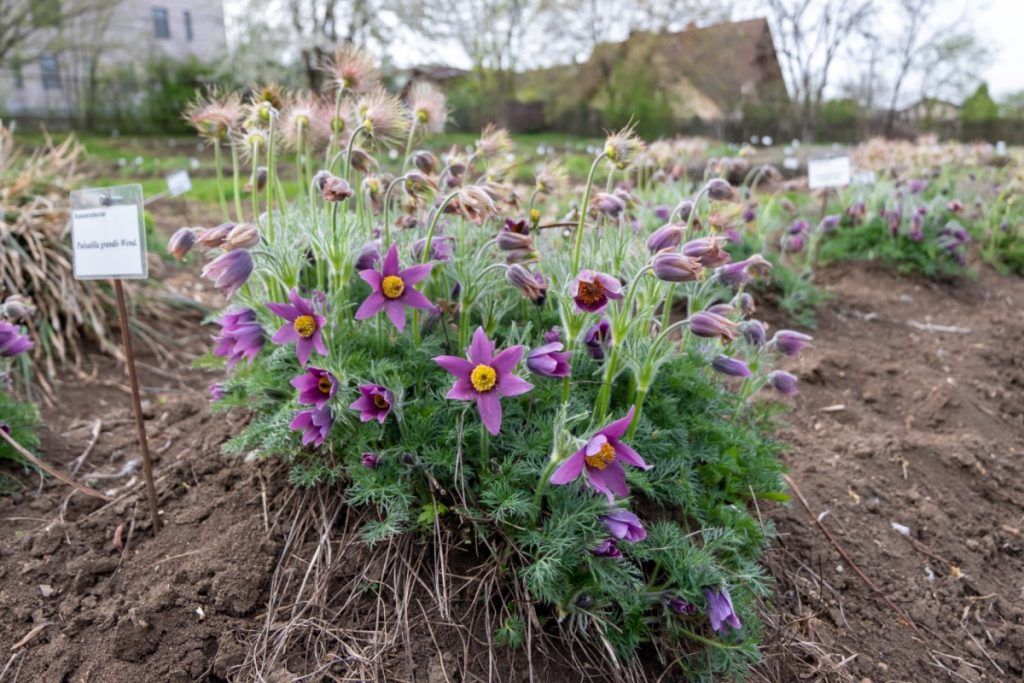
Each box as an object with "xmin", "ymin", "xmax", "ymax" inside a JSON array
[
  {"xmin": 166, "ymin": 170, "xmax": 192, "ymax": 196},
  {"xmin": 782, "ymin": 156, "xmax": 800, "ymax": 171},
  {"xmin": 808, "ymin": 156, "xmax": 851, "ymax": 189},
  {"xmin": 70, "ymin": 184, "xmax": 148, "ymax": 280}
]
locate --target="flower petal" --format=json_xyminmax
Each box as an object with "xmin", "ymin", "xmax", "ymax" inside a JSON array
[
  {"xmin": 613, "ymin": 441, "xmax": 651, "ymax": 470},
  {"xmin": 550, "ymin": 450, "xmax": 586, "ymax": 485},
  {"xmin": 272, "ymin": 324, "xmax": 299, "ymax": 344},
  {"xmin": 446, "ymin": 379, "xmax": 476, "ymax": 400},
  {"xmin": 600, "ymin": 405, "xmax": 635, "ymax": 440},
  {"xmin": 400, "ymin": 263, "xmax": 432, "ymax": 286},
  {"xmin": 267, "ymin": 302, "xmax": 298, "ymax": 321},
  {"xmin": 434, "ymin": 355, "xmax": 474, "ymax": 380},
  {"xmin": 468, "ymin": 327, "xmax": 493, "ymax": 365},
  {"xmin": 497, "ymin": 374, "xmax": 533, "ymax": 397},
  {"xmin": 384, "ymin": 300, "xmax": 406, "ymax": 331},
  {"xmin": 490, "ymin": 345, "xmax": 524, "ymax": 374},
  {"xmin": 476, "ymin": 391, "xmax": 502, "ymax": 435},
  {"xmin": 382, "ymin": 243, "xmax": 400, "ymax": 276},
  {"xmin": 400, "ymin": 287, "xmax": 434, "ymax": 311},
  {"xmin": 588, "ymin": 461, "xmax": 628, "ymax": 501},
  {"xmin": 355, "ymin": 292, "xmax": 386, "ymax": 320},
  {"xmin": 296, "ymin": 338, "xmax": 312, "ymax": 365},
  {"xmin": 359, "ymin": 269, "xmax": 382, "ymax": 289}
]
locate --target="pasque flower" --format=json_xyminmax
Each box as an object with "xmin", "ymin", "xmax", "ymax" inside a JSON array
[
  {"xmin": 361, "ymin": 452, "xmax": 380, "ymax": 469},
  {"xmin": 435, "ymin": 327, "xmax": 532, "ymax": 435},
  {"xmin": 591, "ymin": 192, "xmax": 626, "ymax": 218},
  {"xmin": 711, "ymin": 355, "xmax": 752, "ymax": 378},
  {"xmin": 313, "ymin": 171, "xmax": 354, "ymax": 202},
  {"xmin": 591, "ymin": 538, "xmax": 622, "ymax": 558},
  {"xmin": 668, "ymin": 597, "xmax": 698, "ymax": 615},
  {"xmin": 349, "ymin": 383, "xmax": 394, "ymax": 423},
  {"xmin": 768, "ymin": 370, "xmax": 799, "ymax": 396},
  {"xmin": 706, "ymin": 178, "xmax": 735, "ymax": 201},
  {"xmin": 740, "ymin": 320, "xmax": 767, "ymax": 347},
  {"xmin": 682, "ymin": 237, "xmax": 730, "ymax": 267},
  {"xmin": 355, "ymin": 243, "xmax": 434, "ymax": 332},
  {"xmin": 355, "ymin": 242, "xmax": 381, "ymax": 271},
  {"xmin": 168, "ymin": 228, "xmax": 197, "ymax": 259},
  {"xmin": 290, "ymin": 405, "xmax": 333, "ymax": 447},
  {"xmin": 600, "ymin": 509, "xmax": 647, "ymax": 543},
  {"xmin": 704, "ymin": 587, "xmax": 742, "ymax": 634},
  {"xmin": 268, "ymin": 289, "xmax": 328, "ymax": 365},
  {"xmin": 688, "ymin": 311, "xmax": 738, "ymax": 341},
  {"xmin": 202, "ymin": 248, "xmax": 253, "ymax": 298},
  {"xmin": 715, "ymin": 254, "xmax": 771, "ymax": 286},
  {"xmin": 506, "ymin": 264, "xmax": 548, "ymax": 305},
  {"xmin": 646, "ymin": 223, "xmax": 685, "ymax": 253},
  {"xmin": 526, "ymin": 337, "xmax": 571, "ymax": 378},
  {"xmin": 652, "ymin": 252, "xmax": 702, "ymax": 283},
  {"xmin": 196, "ymin": 223, "xmax": 233, "ymax": 249},
  {"xmin": 549, "ymin": 406, "xmax": 651, "ymax": 501},
  {"xmin": 770, "ymin": 330, "xmax": 813, "ymax": 357},
  {"xmin": 208, "ymin": 383, "xmax": 225, "ymax": 402},
  {"xmin": 223, "ymin": 223, "xmax": 260, "ymax": 250},
  {"xmin": 0, "ymin": 321, "xmax": 33, "ymax": 357},
  {"xmin": 584, "ymin": 317, "xmax": 611, "ymax": 359},
  {"xmin": 570, "ymin": 270, "xmax": 623, "ymax": 313},
  {"xmin": 212, "ymin": 308, "xmax": 264, "ymax": 369},
  {"xmin": 291, "ymin": 367, "xmax": 339, "ymax": 408}
]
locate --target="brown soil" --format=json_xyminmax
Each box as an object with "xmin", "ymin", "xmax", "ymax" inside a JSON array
[{"xmin": 1, "ymin": 245, "xmax": 1022, "ymax": 681}]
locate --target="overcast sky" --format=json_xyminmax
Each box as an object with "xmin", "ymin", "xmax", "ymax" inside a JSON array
[{"xmin": 973, "ymin": 0, "xmax": 1024, "ymax": 96}]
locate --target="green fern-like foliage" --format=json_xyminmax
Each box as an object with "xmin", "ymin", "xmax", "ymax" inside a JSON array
[{"xmin": 0, "ymin": 390, "xmax": 40, "ymax": 466}]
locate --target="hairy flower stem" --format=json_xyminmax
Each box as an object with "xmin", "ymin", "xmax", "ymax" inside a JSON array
[
  {"xmin": 250, "ymin": 144, "xmax": 260, "ymax": 226},
  {"xmin": 266, "ymin": 123, "xmax": 277, "ymax": 241},
  {"xmin": 213, "ymin": 140, "xmax": 229, "ymax": 222},
  {"xmin": 532, "ymin": 457, "xmax": 560, "ymax": 524},
  {"xmin": 295, "ymin": 124, "xmax": 305, "ymax": 201},
  {"xmin": 479, "ymin": 423, "xmax": 489, "ymax": 474},
  {"xmin": 230, "ymin": 142, "xmax": 243, "ymax": 223},
  {"xmin": 326, "ymin": 87, "xmax": 345, "ymax": 169},
  {"xmin": 381, "ymin": 175, "xmax": 405, "ymax": 249},
  {"xmin": 401, "ymin": 119, "xmax": 418, "ymax": 173},
  {"xmin": 571, "ymin": 152, "xmax": 607, "ymax": 275},
  {"xmin": 342, "ymin": 125, "xmax": 366, "ymax": 184},
  {"xmin": 595, "ymin": 344, "xmax": 620, "ymax": 420},
  {"xmin": 626, "ymin": 386, "xmax": 647, "ymax": 439},
  {"xmin": 411, "ymin": 191, "xmax": 461, "ymax": 345}
]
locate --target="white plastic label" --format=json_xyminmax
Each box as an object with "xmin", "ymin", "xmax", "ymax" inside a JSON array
[
  {"xmin": 71, "ymin": 185, "xmax": 148, "ymax": 280},
  {"xmin": 808, "ymin": 156, "xmax": 851, "ymax": 189},
  {"xmin": 782, "ymin": 157, "xmax": 800, "ymax": 170},
  {"xmin": 167, "ymin": 170, "xmax": 192, "ymax": 196}
]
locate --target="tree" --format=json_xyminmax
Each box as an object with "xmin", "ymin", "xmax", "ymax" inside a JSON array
[
  {"xmin": 0, "ymin": 0, "xmax": 115, "ymax": 64},
  {"xmin": 961, "ymin": 83, "xmax": 998, "ymax": 123},
  {"xmin": 765, "ymin": 0, "xmax": 875, "ymax": 140}
]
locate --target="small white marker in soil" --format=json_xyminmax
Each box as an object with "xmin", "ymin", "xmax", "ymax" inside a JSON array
[{"xmin": 891, "ymin": 522, "xmax": 911, "ymax": 536}]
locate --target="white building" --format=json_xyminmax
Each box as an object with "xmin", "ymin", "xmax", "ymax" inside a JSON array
[{"xmin": 1, "ymin": 0, "xmax": 226, "ymax": 120}]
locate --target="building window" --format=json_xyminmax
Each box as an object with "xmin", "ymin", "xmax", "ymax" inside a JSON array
[
  {"xmin": 32, "ymin": 0, "xmax": 61, "ymax": 28},
  {"xmin": 40, "ymin": 55, "xmax": 61, "ymax": 90},
  {"xmin": 11, "ymin": 59, "xmax": 24, "ymax": 89},
  {"xmin": 184, "ymin": 11, "xmax": 194, "ymax": 42},
  {"xmin": 152, "ymin": 7, "xmax": 170, "ymax": 39}
]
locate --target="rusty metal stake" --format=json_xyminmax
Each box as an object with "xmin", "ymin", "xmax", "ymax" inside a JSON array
[{"xmin": 113, "ymin": 280, "xmax": 162, "ymax": 533}]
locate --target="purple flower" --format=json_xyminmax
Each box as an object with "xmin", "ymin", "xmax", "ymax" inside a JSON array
[
  {"xmin": 847, "ymin": 200, "xmax": 866, "ymax": 222},
  {"xmin": 0, "ymin": 421, "xmax": 10, "ymax": 435},
  {"xmin": 212, "ymin": 308, "xmax": 264, "ymax": 369},
  {"xmin": 646, "ymin": 223, "xmax": 685, "ymax": 253},
  {"xmin": 590, "ymin": 538, "xmax": 622, "ymax": 559},
  {"xmin": 885, "ymin": 208, "xmax": 903, "ymax": 236},
  {"xmin": 268, "ymin": 289, "xmax": 328, "ymax": 365},
  {"xmin": 168, "ymin": 228, "xmax": 197, "ymax": 259},
  {"xmin": 788, "ymin": 219, "xmax": 810, "ymax": 235},
  {"xmin": 584, "ymin": 317, "xmax": 611, "ymax": 359},
  {"xmin": 908, "ymin": 213, "xmax": 924, "ymax": 242},
  {"xmin": 201, "ymin": 249, "xmax": 254, "ymax": 298},
  {"xmin": 706, "ymin": 178, "xmax": 734, "ymax": 201},
  {"xmin": 591, "ymin": 192, "xmax": 626, "ymax": 218},
  {"xmin": 570, "ymin": 270, "xmax": 623, "ymax": 313},
  {"xmin": 506, "ymin": 265, "xmax": 548, "ymax": 305},
  {"xmin": 740, "ymin": 320, "xmax": 767, "ymax": 347},
  {"xmin": 706, "ymin": 303, "xmax": 733, "ymax": 317},
  {"xmin": 549, "ymin": 406, "xmax": 651, "ymax": 502},
  {"xmin": 715, "ymin": 254, "xmax": 771, "ymax": 286},
  {"xmin": 291, "ymin": 367, "xmax": 339, "ymax": 408},
  {"xmin": 688, "ymin": 312, "xmax": 738, "ymax": 341},
  {"xmin": 768, "ymin": 370, "xmax": 798, "ymax": 396},
  {"xmin": 742, "ymin": 206, "xmax": 756, "ymax": 223},
  {"xmin": 599, "ymin": 509, "xmax": 646, "ymax": 543},
  {"xmin": 543, "ymin": 327, "xmax": 562, "ymax": 345},
  {"xmin": 652, "ymin": 252, "xmax": 702, "ymax": 283},
  {"xmin": 526, "ymin": 340, "xmax": 571, "ymax": 378},
  {"xmin": 354, "ymin": 243, "xmax": 434, "ymax": 332},
  {"xmin": 711, "ymin": 355, "xmax": 752, "ymax": 378},
  {"xmin": 209, "ymin": 383, "xmax": 226, "ymax": 402},
  {"xmin": 908, "ymin": 179, "xmax": 928, "ymax": 194},
  {"xmin": 434, "ymin": 327, "xmax": 533, "ymax": 435},
  {"xmin": 413, "ymin": 235, "xmax": 454, "ymax": 262},
  {"xmin": 947, "ymin": 199, "xmax": 964, "ymax": 213},
  {"xmin": 290, "ymin": 405, "xmax": 333, "ymax": 447},
  {"xmin": 682, "ymin": 237, "xmax": 730, "ymax": 267},
  {"xmin": 653, "ymin": 204, "xmax": 671, "ymax": 222},
  {"xmin": 819, "ymin": 214, "xmax": 841, "ymax": 233},
  {"xmin": 0, "ymin": 321, "xmax": 33, "ymax": 357},
  {"xmin": 349, "ymin": 383, "xmax": 394, "ymax": 423},
  {"xmin": 771, "ymin": 330, "xmax": 813, "ymax": 357},
  {"xmin": 355, "ymin": 242, "xmax": 381, "ymax": 271},
  {"xmin": 704, "ymin": 587, "xmax": 742, "ymax": 634},
  {"xmin": 668, "ymin": 597, "xmax": 697, "ymax": 614},
  {"xmin": 737, "ymin": 292, "xmax": 756, "ymax": 316},
  {"xmin": 783, "ymin": 233, "xmax": 805, "ymax": 253},
  {"xmin": 362, "ymin": 452, "xmax": 380, "ymax": 469}
]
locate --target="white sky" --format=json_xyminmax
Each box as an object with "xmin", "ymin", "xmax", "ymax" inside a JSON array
[{"xmin": 974, "ymin": 0, "xmax": 1024, "ymax": 96}]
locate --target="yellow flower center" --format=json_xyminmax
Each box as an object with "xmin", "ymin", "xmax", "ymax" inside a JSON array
[
  {"xmin": 317, "ymin": 375, "xmax": 333, "ymax": 395},
  {"xmin": 372, "ymin": 394, "xmax": 390, "ymax": 410},
  {"xmin": 576, "ymin": 279, "xmax": 605, "ymax": 307},
  {"xmin": 604, "ymin": 142, "xmax": 617, "ymax": 160},
  {"xmin": 417, "ymin": 109, "xmax": 429, "ymax": 123},
  {"xmin": 470, "ymin": 364, "xmax": 497, "ymax": 392},
  {"xmin": 381, "ymin": 275, "xmax": 405, "ymax": 299},
  {"xmin": 585, "ymin": 442, "xmax": 616, "ymax": 471},
  {"xmin": 293, "ymin": 314, "xmax": 317, "ymax": 338},
  {"xmin": 529, "ymin": 208, "xmax": 541, "ymax": 222}
]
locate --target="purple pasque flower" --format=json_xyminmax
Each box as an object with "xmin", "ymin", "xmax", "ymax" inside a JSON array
[
  {"xmin": 768, "ymin": 370, "xmax": 799, "ymax": 396},
  {"xmin": 549, "ymin": 406, "xmax": 651, "ymax": 502},
  {"xmin": 349, "ymin": 383, "xmax": 394, "ymax": 423},
  {"xmin": 569, "ymin": 270, "xmax": 623, "ymax": 313},
  {"xmin": 599, "ymin": 508, "xmax": 647, "ymax": 543},
  {"xmin": 168, "ymin": 227, "xmax": 197, "ymax": 259},
  {"xmin": 212, "ymin": 308, "xmax": 264, "ymax": 369},
  {"xmin": 201, "ymin": 249, "xmax": 254, "ymax": 298},
  {"xmin": 847, "ymin": 199, "xmax": 866, "ymax": 222},
  {"xmin": 434, "ymin": 327, "xmax": 532, "ymax": 435},
  {"xmin": 506, "ymin": 264, "xmax": 548, "ymax": 305},
  {"xmin": 715, "ymin": 254, "xmax": 771, "ymax": 286},
  {"xmin": 653, "ymin": 204, "xmax": 671, "ymax": 222},
  {"xmin": 668, "ymin": 597, "xmax": 698, "ymax": 614},
  {"xmin": 209, "ymin": 383, "xmax": 226, "ymax": 402},
  {"xmin": 584, "ymin": 316, "xmax": 611, "ymax": 359},
  {"xmin": 704, "ymin": 587, "xmax": 742, "ymax": 634},
  {"xmin": 783, "ymin": 232, "xmax": 805, "ymax": 253},
  {"xmin": 908, "ymin": 212, "xmax": 924, "ymax": 242},
  {"xmin": 788, "ymin": 219, "xmax": 810, "ymax": 235},
  {"xmin": 740, "ymin": 320, "xmax": 767, "ymax": 346},
  {"xmin": 413, "ymin": 234, "xmax": 453, "ymax": 262},
  {"xmin": 0, "ymin": 321, "xmax": 33, "ymax": 357},
  {"xmin": 289, "ymin": 405, "xmax": 333, "ymax": 447},
  {"xmin": 591, "ymin": 192, "xmax": 626, "ymax": 218},
  {"xmin": 591, "ymin": 538, "xmax": 622, "ymax": 558},
  {"xmin": 742, "ymin": 205, "xmax": 757, "ymax": 223},
  {"xmin": 819, "ymin": 214, "xmax": 841, "ymax": 233},
  {"xmin": 362, "ymin": 452, "xmax": 380, "ymax": 469},
  {"xmin": 737, "ymin": 292, "xmax": 756, "ymax": 316},
  {"xmin": 291, "ymin": 367, "xmax": 339, "ymax": 408},
  {"xmin": 354, "ymin": 243, "xmax": 434, "ymax": 332},
  {"xmin": 646, "ymin": 223, "xmax": 685, "ymax": 253},
  {"xmin": 688, "ymin": 311, "xmax": 738, "ymax": 341},
  {"xmin": 711, "ymin": 355, "xmax": 752, "ymax": 378},
  {"xmin": 355, "ymin": 242, "xmax": 381, "ymax": 271},
  {"xmin": 706, "ymin": 178, "xmax": 734, "ymax": 201},
  {"xmin": 770, "ymin": 330, "xmax": 813, "ymax": 357},
  {"xmin": 947, "ymin": 199, "xmax": 964, "ymax": 213},
  {"xmin": 682, "ymin": 237, "xmax": 730, "ymax": 267},
  {"xmin": 268, "ymin": 289, "xmax": 328, "ymax": 365},
  {"xmin": 526, "ymin": 339, "xmax": 571, "ymax": 378},
  {"xmin": 908, "ymin": 179, "xmax": 928, "ymax": 194},
  {"xmin": 652, "ymin": 252, "xmax": 702, "ymax": 283}
]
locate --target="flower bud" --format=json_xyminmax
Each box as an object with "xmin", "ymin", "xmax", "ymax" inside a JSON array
[
  {"xmin": 168, "ymin": 228, "xmax": 197, "ymax": 259},
  {"xmin": 322, "ymin": 176, "xmax": 354, "ymax": 202},
  {"xmin": 195, "ymin": 223, "xmax": 234, "ymax": 249},
  {"xmin": 674, "ymin": 200, "xmax": 695, "ymax": 222},
  {"xmin": 652, "ymin": 252, "xmax": 702, "ymax": 283},
  {"xmin": 355, "ymin": 242, "xmax": 381, "ymax": 271},
  {"xmin": 715, "ymin": 254, "xmax": 771, "ymax": 286},
  {"xmin": 362, "ymin": 452, "xmax": 380, "ymax": 469},
  {"xmin": 711, "ymin": 354, "xmax": 751, "ymax": 378},
  {"xmin": 591, "ymin": 192, "xmax": 626, "ymax": 218},
  {"xmin": 771, "ymin": 330, "xmax": 813, "ymax": 357},
  {"xmin": 740, "ymin": 319, "xmax": 767, "ymax": 346},
  {"xmin": 349, "ymin": 148, "xmax": 379, "ymax": 174},
  {"xmin": 706, "ymin": 178, "xmax": 734, "ymax": 201},
  {"xmin": 505, "ymin": 264, "xmax": 547, "ymax": 305},
  {"xmin": 403, "ymin": 171, "xmax": 437, "ymax": 198},
  {"xmin": 682, "ymin": 237, "xmax": 730, "ymax": 267},
  {"xmin": 688, "ymin": 311, "xmax": 737, "ymax": 341},
  {"xmin": 819, "ymin": 214, "xmax": 840, "ymax": 233},
  {"xmin": 223, "ymin": 223, "xmax": 260, "ymax": 250},
  {"xmin": 768, "ymin": 370, "xmax": 798, "ymax": 396},
  {"xmin": 646, "ymin": 223, "xmax": 685, "ymax": 253},
  {"xmin": 737, "ymin": 292, "xmax": 756, "ymax": 316},
  {"xmin": 412, "ymin": 150, "xmax": 439, "ymax": 174},
  {"xmin": 245, "ymin": 166, "xmax": 268, "ymax": 193}
]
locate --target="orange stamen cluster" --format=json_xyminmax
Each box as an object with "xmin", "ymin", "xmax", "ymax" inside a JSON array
[{"xmin": 585, "ymin": 442, "xmax": 616, "ymax": 470}]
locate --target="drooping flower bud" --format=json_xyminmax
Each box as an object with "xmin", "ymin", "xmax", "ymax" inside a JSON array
[
  {"xmin": 223, "ymin": 223, "xmax": 260, "ymax": 250},
  {"xmin": 652, "ymin": 252, "xmax": 702, "ymax": 283},
  {"xmin": 768, "ymin": 370, "xmax": 799, "ymax": 396},
  {"xmin": 584, "ymin": 317, "xmax": 611, "ymax": 359},
  {"xmin": 682, "ymin": 237, "xmax": 730, "ymax": 267},
  {"xmin": 740, "ymin": 319, "xmax": 767, "ymax": 346},
  {"xmin": 688, "ymin": 311, "xmax": 738, "ymax": 341},
  {"xmin": 819, "ymin": 214, "xmax": 841, "ymax": 233},
  {"xmin": 322, "ymin": 176, "xmax": 354, "ymax": 202},
  {"xmin": 715, "ymin": 254, "xmax": 771, "ymax": 286},
  {"xmin": 737, "ymin": 292, "xmax": 756, "ymax": 316},
  {"xmin": 711, "ymin": 354, "xmax": 752, "ymax": 378},
  {"xmin": 361, "ymin": 452, "xmax": 380, "ymax": 469},
  {"xmin": 412, "ymin": 150, "xmax": 439, "ymax": 174},
  {"xmin": 168, "ymin": 227, "xmax": 197, "ymax": 259},
  {"xmin": 505, "ymin": 264, "xmax": 548, "ymax": 305},
  {"xmin": 706, "ymin": 178, "xmax": 735, "ymax": 201},
  {"xmin": 770, "ymin": 330, "xmax": 813, "ymax": 357},
  {"xmin": 646, "ymin": 223, "xmax": 685, "ymax": 253},
  {"xmin": 195, "ymin": 223, "xmax": 234, "ymax": 249},
  {"xmin": 355, "ymin": 242, "xmax": 381, "ymax": 271},
  {"xmin": 591, "ymin": 192, "xmax": 626, "ymax": 219}
]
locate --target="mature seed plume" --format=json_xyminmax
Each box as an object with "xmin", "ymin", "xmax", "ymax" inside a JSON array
[
  {"xmin": 355, "ymin": 87, "xmax": 409, "ymax": 147},
  {"xmin": 407, "ymin": 82, "xmax": 448, "ymax": 134},
  {"xmin": 323, "ymin": 45, "xmax": 379, "ymax": 93}
]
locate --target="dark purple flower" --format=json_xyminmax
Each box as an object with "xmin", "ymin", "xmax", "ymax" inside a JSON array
[
  {"xmin": 787, "ymin": 220, "xmax": 809, "ymax": 236},
  {"xmin": 819, "ymin": 214, "xmax": 841, "ymax": 233},
  {"xmin": 212, "ymin": 308, "xmax": 264, "ymax": 369},
  {"xmin": 168, "ymin": 228, "xmax": 197, "ymax": 259},
  {"xmin": 688, "ymin": 312, "xmax": 738, "ymax": 341},
  {"xmin": 209, "ymin": 383, "xmax": 226, "ymax": 402},
  {"xmin": 742, "ymin": 206, "xmax": 756, "ymax": 223},
  {"xmin": 706, "ymin": 178, "xmax": 734, "ymax": 201},
  {"xmin": 653, "ymin": 204, "xmax": 671, "ymax": 222},
  {"xmin": 947, "ymin": 199, "xmax": 964, "ymax": 213},
  {"xmin": 550, "ymin": 406, "xmax": 651, "ymax": 502},
  {"xmin": 682, "ymin": 237, "xmax": 730, "ymax": 267},
  {"xmin": 355, "ymin": 242, "xmax": 381, "ymax": 271},
  {"xmin": 908, "ymin": 179, "xmax": 928, "ymax": 194},
  {"xmin": 349, "ymin": 383, "xmax": 394, "ymax": 423},
  {"xmin": 704, "ymin": 587, "xmax": 742, "ymax": 634},
  {"xmin": 591, "ymin": 192, "xmax": 626, "ymax": 218},
  {"xmin": 201, "ymin": 249, "xmax": 254, "ymax": 298},
  {"xmin": 711, "ymin": 355, "xmax": 752, "ymax": 378},
  {"xmin": 506, "ymin": 264, "xmax": 548, "ymax": 305},
  {"xmin": 543, "ymin": 327, "xmax": 562, "ymax": 344},
  {"xmin": 195, "ymin": 223, "xmax": 233, "ymax": 249},
  {"xmin": 673, "ymin": 199, "xmax": 695, "ymax": 222},
  {"xmin": 885, "ymin": 208, "xmax": 903, "ymax": 237},
  {"xmin": 740, "ymin": 320, "xmax": 767, "ymax": 346},
  {"xmin": 496, "ymin": 229, "xmax": 536, "ymax": 262},
  {"xmin": 668, "ymin": 597, "xmax": 697, "ymax": 614},
  {"xmin": 715, "ymin": 254, "xmax": 771, "ymax": 286},
  {"xmin": 268, "ymin": 289, "xmax": 328, "ymax": 365},
  {"xmin": 783, "ymin": 233, "xmax": 805, "ymax": 253},
  {"xmin": 292, "ymin": 367, "xmax": 339, "ymax": 408},
  {"xmin": 361, "ymin": 452, "xmax": 380, "ymax": 469},
  {"xmin": 646, "ymin": 223, "xmax": 685, "ymax": 253},
  {"xmin": 0, "ymin": 321, "xmax": 33, "ymax": 357},
  {"xmin": 526, "ymin": 341, "xmax": 571, "ymax": 378},
  {"xmin": 771, "ymin": 330, "xmax": 813, "ymax": 357},
  {"xmin": 768, "ymin": 370, "xmax": 798, "ymax": 396},
  {"xmin": 584, "ymin": 317, "xmax": 611, "ymax": 359},
  {"xmin": 737, "ymin": 293, "xmax": 756, "ymax": 316},
  {"xmin": 413, "ymin": 235, "xmax": 453, "ymax": 262},
  {"xmin": 290, "ymin": 405, "xmax": 333, "ymax": 447},
  {"xmin": 590, "ymin": 538, "xmax": 622, "ymax": 558},
  {"xmin": 652, "ymin": 252, "xmax": 702, "ymax": 283},
  {"xmin": 599, "ymin": 509, "xmax": 646, "ymax": 543},
  {"xmin": 908, "ymin": 213, "xmax": 924, "ymax": 242},
  {"xmin": 847, "ymin": 200, "xmax": 866, "ymax": 222},
  {"xmin": 434, "ymin": 327, "xmax": 532, "ymax": 435},
  {"xmin": 706, "ymin": 303, "xmax": 733, "ymax": 317},
  {"xmin": 355, "ymin": 243, "xmax": 434, "ymax": 332},
  {"xmin": 570, "ymin": 270, "xmax": 623, "ymax": 313}
]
